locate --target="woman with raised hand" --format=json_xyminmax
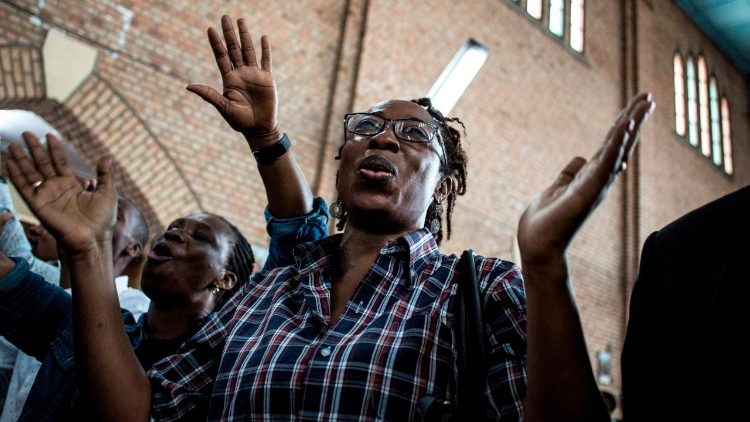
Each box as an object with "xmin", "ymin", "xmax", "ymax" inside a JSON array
[
  {"xmin": 0, "ymin": 14, "xmax": 328, "ymax": 418},
  {"xmin": 0, "ymin": 129, "xmax": 325, "ymax": 420},
  {"xmin": 7, "ymin": 14, "xmax": 654, "ymax": 421}
]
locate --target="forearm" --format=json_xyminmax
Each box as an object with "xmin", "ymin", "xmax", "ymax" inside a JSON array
[
  {"xmin": 0, "ymin": 258, "xmax": 71, "ymax": 358},
  {"xmin": 521, "ymin": 258, "xmax": 609, "ymax": 422},
  {"xmin": 248, "ymin": 131, "xmax": 313, "ymax": 218},
  {"xmin": 68, "ymin": 242, "xmax": 150, "ymax": 422}
]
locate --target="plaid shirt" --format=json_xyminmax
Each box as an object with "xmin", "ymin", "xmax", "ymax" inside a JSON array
[{"xmin": 149, "ymin": 229, "xmax": 527, "ymax": 421}]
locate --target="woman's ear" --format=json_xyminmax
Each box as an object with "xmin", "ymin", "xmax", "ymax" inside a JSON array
[
  {"xmin": 215, "ymin": 271, "xmax": 238, "ymax": 292},
  {"xmin": 434, "ymin": 175, "xmax": 454, "ymax": 201},
  {"xmin": 125, "ymin": 241, "xmax": 142, "ymax": 259}
]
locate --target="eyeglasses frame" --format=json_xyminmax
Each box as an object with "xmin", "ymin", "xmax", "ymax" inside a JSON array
[{"xmin": 343, "ymin": 112, "xmax": 448, "ymax": 166}]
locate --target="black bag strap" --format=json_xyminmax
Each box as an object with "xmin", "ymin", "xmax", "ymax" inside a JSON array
[
  {"xmin": 418, "ymin": 249, "xmax": 489, "ymax": 421},
  {"xmin": 455, "ymin": 249, "xmax": 489, "ymax": 420}
]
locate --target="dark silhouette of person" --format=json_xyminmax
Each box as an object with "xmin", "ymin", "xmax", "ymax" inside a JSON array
[{"xmin": 622, "ymin": 185, "xmax": 750, "ymax": 421}]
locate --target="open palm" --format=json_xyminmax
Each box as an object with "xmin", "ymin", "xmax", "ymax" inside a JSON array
[
  {"xmin": 518, "ymin": 93, "xmax": 655, "ymax": 270},
  {"xmin": 187, "ymin": 15, "xmax": 278, "ymax": 146},
  {"xmin": 6, "ymin": 132, "xmax": 116, "ymax": 253}
]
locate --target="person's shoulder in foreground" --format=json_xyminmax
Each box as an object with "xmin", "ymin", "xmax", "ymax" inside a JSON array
[{"xmin": 623, "ymin": 184, "xmax": 750, "ymax": 421}]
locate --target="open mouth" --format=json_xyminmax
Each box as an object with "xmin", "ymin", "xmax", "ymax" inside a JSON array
[
  {"xmin": 357, "ymin": 155, "xmax": 396, "ymax": 182},
  {"xmin": 147, "ymin": 241, "xmax": 174, "ymax": 263}
]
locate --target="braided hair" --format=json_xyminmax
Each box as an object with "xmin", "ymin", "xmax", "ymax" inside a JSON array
[
  {"xmin": 211, "ymin": 214, "xmax": 255, "ymax": 303},
  {"xmin": 411, "ymin": 98, "xmax": 468, "ymax": 244},
  {"xmin": 334, "ymin": 98, "xmax": 469, "ymax": 245}
]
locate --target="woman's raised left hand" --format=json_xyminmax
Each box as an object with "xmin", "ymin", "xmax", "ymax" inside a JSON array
[
  {"xmin": 518, "ymin": 93, "xmax": 655, "ymax": 275},
  {"xmin": 187, "ymin": 15, "xmax": 280, "ymax": 148},
  {"xmin": 5, "ymin": 132, "xmax": 116, "ymax": 254}
]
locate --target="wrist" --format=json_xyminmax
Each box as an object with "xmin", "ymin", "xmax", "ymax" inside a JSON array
[
  {"xmin": 243, "ymin": 127, "xmax": 283, "ymax": 151},
  {"xmin": 251, "ymin": 133, "xmax": 292, "ymax": 166},
  {"xmin": 521, "ymin": 254, "xmax": 570, "ymax": 285},
  {"xmin": 64, "ymin": 237, "xmax": 112, "ymax": 259}
]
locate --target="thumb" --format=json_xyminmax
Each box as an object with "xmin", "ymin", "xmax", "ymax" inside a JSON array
[{"xmin": 186, "ymin": 84, "xmax": 228, "ymax": 113}]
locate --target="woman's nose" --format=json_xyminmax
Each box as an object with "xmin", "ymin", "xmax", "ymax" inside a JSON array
[
  {"xmin": 164, "ymin": 229, "xmax": 186, "ymax": 243},
  {"xmin": 367, "ymin": 124, "xmax": 400, "ymax": 153}
]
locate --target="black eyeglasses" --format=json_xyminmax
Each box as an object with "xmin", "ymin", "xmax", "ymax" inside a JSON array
[{"xmin": 344, "ymin": 113, "xmax": 447, "ymax": 164}]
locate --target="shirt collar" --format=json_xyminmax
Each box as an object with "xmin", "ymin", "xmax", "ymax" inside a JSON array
[
  {"xmin": 292, "ymin": 228, "xmax": 440, "ymax": 286},
  {"xmin": 293, "ymin": 234, "xmax": 342, "ymax": 274},
  {"xmin": 381, "ymin": 228, "xmax": 440, "ymax": 286}
]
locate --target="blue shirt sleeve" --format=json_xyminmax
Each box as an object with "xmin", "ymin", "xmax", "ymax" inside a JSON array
[
  {"xmin": 262, "ymin": 197, "xmax": 329, "ymax": 271},
  {"xmin": 0, "ymin": 258, "xmax": 71, "ymax": 360},
  {"xmin": 0, "ymin": 179, "xmax": 61, "ymax": 285}
]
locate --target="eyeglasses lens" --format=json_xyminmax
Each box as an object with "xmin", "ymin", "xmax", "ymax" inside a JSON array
[{"xmin": 346, "ymin": 114, "xmax": 436, "ymax": 144}]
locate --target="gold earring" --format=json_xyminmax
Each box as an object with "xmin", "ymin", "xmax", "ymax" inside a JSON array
[{"xmin": 210, "ymin": 285, "xmax": 221, "ymax": 295}]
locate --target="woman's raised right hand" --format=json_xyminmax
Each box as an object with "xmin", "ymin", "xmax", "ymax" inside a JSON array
[
  {"xmin": 187, "ymin": 15, "xmax": 280, "ymax": 148},
  {"xmin": 5, "ymin": 132, "xmax": 116, "ymax": 254}
]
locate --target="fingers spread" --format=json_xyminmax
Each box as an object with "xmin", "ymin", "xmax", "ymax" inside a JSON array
[
  {"xmin": 238, "ymin": 18, "xmax": 258, "ymax": 67},
  {"xmin": 221, "ymin": 15, "xmax": 244, "ymax": 68},
  {"xmin": 208, "ymin": 27, "xmax": 232, "ymax": 75},
  {"xmin": 260, "ymin": 35, "xmax": 272, "ymax": 72}
]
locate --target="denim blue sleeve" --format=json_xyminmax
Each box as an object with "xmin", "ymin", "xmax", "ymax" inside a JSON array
[
  {"xmin": 262, "ymin": 197, "xmax": 329, "ymax": 271},
  {"xmin": 0, "ymin": 180, "xmax": 61, "ymax": 285},
  {"xmin": 0, "ymin": 258, "xmax": 71, "ymax": 360}
]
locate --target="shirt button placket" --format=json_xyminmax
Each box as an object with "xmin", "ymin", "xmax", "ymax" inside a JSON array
[{"xmin": 319, "ymin": 346, "xmax": 332, "ymax": 357}]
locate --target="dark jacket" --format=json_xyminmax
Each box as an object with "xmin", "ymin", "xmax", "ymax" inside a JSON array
[{"xmin": 622, "ymin": 185, "xmax": 750, "ymax": 421}]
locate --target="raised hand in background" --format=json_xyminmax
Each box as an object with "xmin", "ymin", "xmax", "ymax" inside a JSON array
[
  {"xmin": 187, "ymin": 15, "xmax": 280, "ymax": 148},
  {"xmin": 4, "ymin": 132, "xmax": 115, "ymax": 254}
]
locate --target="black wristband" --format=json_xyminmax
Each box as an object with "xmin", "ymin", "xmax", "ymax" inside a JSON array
[{"xmin": 252, "ymin": 133, "xmax": 292, "ymax": 165}]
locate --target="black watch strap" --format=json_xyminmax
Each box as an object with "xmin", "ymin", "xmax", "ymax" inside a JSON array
[{"xmin": 252, "ymin": 133, "xmax": 292, "ymax": 165}]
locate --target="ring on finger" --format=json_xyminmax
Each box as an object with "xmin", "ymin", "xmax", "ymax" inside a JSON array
[{"xmin": 31, "ymin": 180, "xmax": 44, "ymax": 189}]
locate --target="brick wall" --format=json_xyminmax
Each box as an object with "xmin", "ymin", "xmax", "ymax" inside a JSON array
[
  {"xmin": 637, "ymin": 0, "xmax": 750, "ymax": 239},
  {"xmin": 0, "ymin": 0, "xmax": 748, "ymax": 403}
]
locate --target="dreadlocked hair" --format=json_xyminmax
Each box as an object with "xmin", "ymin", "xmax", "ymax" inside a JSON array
[
  {"xmin": 332, "ymin": 98, "xmax": 468, "ymax": 245},
  {"xmin": 411, "ymin": 97, "xmax": 468, "ymax": 245},
  {"xmin": 211, "ymin": 214, "xmax": 255, "ymax": 304}
]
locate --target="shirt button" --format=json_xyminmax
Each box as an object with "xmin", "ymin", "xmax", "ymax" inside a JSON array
[{"xmin": 320, "ymin": 346, "xmax": 332, "ymax": 357}]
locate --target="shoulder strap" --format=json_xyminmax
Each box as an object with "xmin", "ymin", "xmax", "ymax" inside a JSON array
[{"xmin": 455, "ymin": 249, "xmax": 489, "ymax": 420}]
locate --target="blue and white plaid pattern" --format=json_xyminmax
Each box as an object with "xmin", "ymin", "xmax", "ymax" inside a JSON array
[{"xmin": 150, "ymin": 229, "xmax": 527, "ymax": 421}]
